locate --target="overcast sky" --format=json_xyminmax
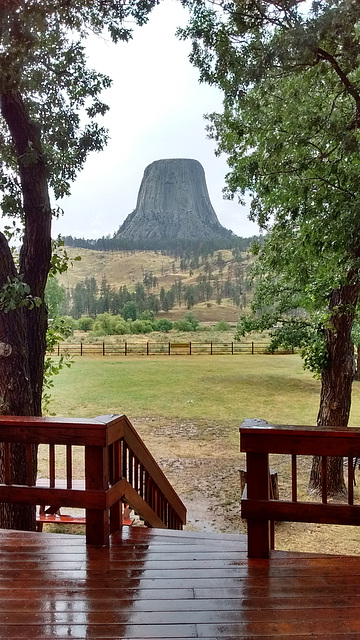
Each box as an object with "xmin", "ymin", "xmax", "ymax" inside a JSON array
[{"xmin": 52, "ymin": 0, "xmax": 260, "ymax": 240}]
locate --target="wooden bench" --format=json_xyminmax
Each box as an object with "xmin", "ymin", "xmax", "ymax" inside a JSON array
[
  {"xmin": 36, "ymin": 504, "xmax": 134, "ymax": 531},
  {"xmin": 35, "ymin": 478, "xmax": 134, "ymax": 531}
]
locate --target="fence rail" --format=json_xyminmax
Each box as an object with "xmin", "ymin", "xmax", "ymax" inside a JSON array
[
  {"xmin": 51, "ymin": 341, "xmax": 296, "ymax": 357},
  {"xmin": 240, "ymin": 418, "xmax": 360, "ymax": 558}
]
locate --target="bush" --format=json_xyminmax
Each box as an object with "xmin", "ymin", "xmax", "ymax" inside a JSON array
[
  {"xmin": 174, "ymin": 312, "xmax": 199, "ymax": 332},
  {"xmin": 92, "ymin": 312, "xmax": 114, "ymax": 335},
  {"xmin": 78, "ymin": 316, "xmax": 94, "ymax": 332},
  {"xmin": 174, "ymin": 320, "xmax": 195, "ymax": 332},
  {"xmin": 130, "ymin": 319, "xmax": 153, "ymax": 334},
  {"xmin": 156, "ymin": 318, "xmax": 173, "ymax": 332},
  {"xmin": 139, "ymin": 310, "xmax": 154, "ymax": 322},
  {"xmin": 114, "ymin": 320, "xmax": 130, "ymax": 335},
  {"xmin": 183, "ymin": 312, "xmax": 199, "ymax": 330},
  {"xmin": 214, "ymin": 321, "xmax": 231, "ymax": 331}
]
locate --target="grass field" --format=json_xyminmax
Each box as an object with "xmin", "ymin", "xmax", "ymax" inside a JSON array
[
  {"xmin": 51, "ymin": 354, "xmax": 318, "ymax": 422},
  {"xmin": 51, "ymin": 353, "xmax": 360, "ymax": 426}
]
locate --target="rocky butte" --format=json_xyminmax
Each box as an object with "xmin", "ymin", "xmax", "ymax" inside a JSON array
[{"xmin": 116, "ymin": 158, "xmax": 233, "ymax": 242}]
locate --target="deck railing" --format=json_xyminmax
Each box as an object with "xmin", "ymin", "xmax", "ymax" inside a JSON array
[
  {"xmin": 240, "ymin": 418, "xmax": 360, "ymax": 558},
  {"xmin": 0, "ymin": 414, "xmax": 186, "ymax": 545}
]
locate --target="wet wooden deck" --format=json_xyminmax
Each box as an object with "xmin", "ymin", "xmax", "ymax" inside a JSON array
[{"xmin": 1, "ymin": 526, "xmax": 360, "ymax": 638}]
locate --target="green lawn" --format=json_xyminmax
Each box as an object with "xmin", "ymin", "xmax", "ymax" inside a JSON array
[{"xmin": 50, "ymin": 354, "xmax": 360, "ymax": 427}]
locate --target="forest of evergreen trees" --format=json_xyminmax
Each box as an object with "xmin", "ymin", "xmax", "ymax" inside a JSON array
[
  {"xmin": 56, "ymin": 249, "xmax": 253, "ymax": 319},
  {"xmin": 61, "ymin": 234, "xmax": 263, "ymax": 257}
]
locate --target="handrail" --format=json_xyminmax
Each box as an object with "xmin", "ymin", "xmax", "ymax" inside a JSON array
[
  {"xmin": 240, "ymin": 418, "xmax": 360, "ymax": 558},
  {"xmin": 0, "ymin": 414, "xmax": 186, "ymax": 544}
]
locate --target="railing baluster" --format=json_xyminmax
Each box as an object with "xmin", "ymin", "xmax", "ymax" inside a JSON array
[
  {"xmin": 108, "ymin": 443, "xmax": 114, "ymax": 485},
  {"xmin": 114, "ymin": 440, "xmax": 120, "ymax": 483},
  {"xmin": 348, "ymin": 456, "xmax": 354, "ymax": 505},
  {"xmin": 128, "ymin": 451, "xmax": 133, "ymax": 485},
  {"xmin": 120, "ymin": 439, "xmax": 124, "ymax": 477},
  {"xmin": 321, "ymin": 456, "xmax": 327, "ymax": 504},
  {"xmin": 26, "ymin": 444, "xmax": 33, "ymax": 486},
  {"xmin": 123, "ymin": 442, "xmax": 128, "ymax": 481},
  {"xmin": 49, "ymin": 444, "xmax": 55, "ymax": 488},
  {"xmin": 66, "ymin": 445, "xmax": 72, "ymax": 489},
  {"xmin": 134, "ymin": 459, "xmax": 139, "ymax": 493},
  {"xmin": 4, "ymin": 443, "xmax": 10, "ymax": 485},
  {"xmin": 291, "ymin": 455, "xmax": 297, "ymax": 502}
]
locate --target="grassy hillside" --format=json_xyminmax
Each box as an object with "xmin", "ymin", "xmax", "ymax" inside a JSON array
[{"xmin": 58, "ymin": 246, "xmax": 255, "ymax": 322}]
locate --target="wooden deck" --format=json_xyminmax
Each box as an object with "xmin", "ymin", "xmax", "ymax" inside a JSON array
[{"xmin": 1, "ymin": 527, "xmax": 360, "ymax": 638}]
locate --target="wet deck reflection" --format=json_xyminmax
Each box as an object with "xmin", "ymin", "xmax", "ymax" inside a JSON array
[{"xmin": 0, "ymin": 526, "xmax": 359, "ymax": 638}]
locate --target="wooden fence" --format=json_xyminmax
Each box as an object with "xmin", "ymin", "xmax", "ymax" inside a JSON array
[{"xmin": 51, "ymin": 341, "xmax": 296, "ymax": 357}]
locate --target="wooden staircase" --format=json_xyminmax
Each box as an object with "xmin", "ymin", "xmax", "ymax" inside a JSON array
[{"xmin": 0, "ymin": 413, "xmax": 186, "ymax": 544}]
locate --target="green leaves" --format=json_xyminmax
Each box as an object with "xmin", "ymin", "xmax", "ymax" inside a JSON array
[{"xmin": 0, "ymin": 276, "xmax": 41, "ymax": 312}]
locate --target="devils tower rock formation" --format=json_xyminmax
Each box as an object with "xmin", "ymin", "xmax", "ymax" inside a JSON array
[{"xmin": 117, "ymin": 159, "xmax": 232, "ymax": 242}]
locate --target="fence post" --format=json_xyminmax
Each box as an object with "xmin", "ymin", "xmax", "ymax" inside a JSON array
[
  {"xmin": 103, "ymin": 342, "xmax": 105, "ymax": 356},
  {"xmin": 252, "ymin": 341, "xmax": 254, "ymax": 355},
  {"xmin": 169, "ymin": 342, "xmax": 171, "ymax": 356},
  {"xmin": 80, "ymin": 342, "xmax": 83, "ymax": 356},
  {"xmin": 189, "ymin": 342, "xmax": 191, "ymax": 355},
  {"xmin": 57, "ymin": 343, "xmax": 60, "ymax": 356},
  {"xmin": 147, "ymin": 342, "xmax": 149, "ymax": 356},
  {"xmin": 125, "ymin": 342, "xmax": 127, "ymax": 356},
  {"xmin": 210, "ymin": 342, "xmax": 213, "ymax": 355},
  {"xmin": 231, "ymin": 341, "xmax": 234, "ymax": 355}
]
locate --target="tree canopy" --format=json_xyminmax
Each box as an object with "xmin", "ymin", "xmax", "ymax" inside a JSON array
[
  {"xmin": 0, "ymin": 0, "xmax": 158, "ymax": 529},
  {"xmin": 181, "ymin": 0, "xmax": 360, "ymax": 493}
]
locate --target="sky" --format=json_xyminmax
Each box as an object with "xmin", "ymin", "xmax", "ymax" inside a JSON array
[{"xmin": 52, "ymin": 0, "xmax": 260, "ymax": 241}]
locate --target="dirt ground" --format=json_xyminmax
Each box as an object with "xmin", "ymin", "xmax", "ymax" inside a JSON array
[{"xmin": 132, "ymin": 416, "xmax": 360, "ymax": 557}]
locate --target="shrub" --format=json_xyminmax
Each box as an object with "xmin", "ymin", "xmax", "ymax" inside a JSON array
[
  {"xmin": 77, "ymin": 316, "xmax": 94, "ymax": 332},
  {"xmin": 130, "ymin": 319, "xmax": 153, "ymax": 334},
  {"xmin": 156, "ymin": 318, "xmax": 173, "ymax": 332},
  {"xmin": 174, "ymin": 320, "xmax": 195, "ymax": 332},
  {"xmin": 183, "ymin": 312, "xmax": 199, "ymax": 330},
  {"xmin": 114, "ymin": 320, "xmax": 130, "ymax": 335},
  {"xmin": 214, "ymin": 321, "xmax": 231, "ymax": 331},
  {"xmin": 139, "ymin": 310, "xmax": 154, "ymax": 322}
]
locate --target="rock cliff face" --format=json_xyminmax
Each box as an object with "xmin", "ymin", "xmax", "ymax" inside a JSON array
[{"xmin": 117, "ymin": 159, "xmax": 232, "ymax": 241}]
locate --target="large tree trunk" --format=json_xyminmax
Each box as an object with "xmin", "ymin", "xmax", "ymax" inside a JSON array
[
  {"xmin": 308, "ymin": 272, "xmax": 360, "ymax": 496},
  {"xmin": 355, "ymin": 344, "xmax": 360, "ymax": 381},
  {"xmin": 0, "ymin": 91, "xmax": 52, "ymax": 529}
]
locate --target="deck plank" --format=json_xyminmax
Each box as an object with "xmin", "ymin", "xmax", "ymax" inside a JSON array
[{"xmin": 0, "ymin": 527, "xmax": 360, "ymax": 638}]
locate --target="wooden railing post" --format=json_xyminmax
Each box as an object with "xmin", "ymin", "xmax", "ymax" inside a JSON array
[
  {"xmin": 246, "ymin": 451, "xmax": 270, "ymax": 558},
  {"xmin": 85, "ymin": 444, "xmax": 109, "ymax": 545}
]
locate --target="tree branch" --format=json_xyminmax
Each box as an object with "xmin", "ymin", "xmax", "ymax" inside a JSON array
[{"xmin": 317, "ymin": 47, "xmax": 360, "ymax": 117}]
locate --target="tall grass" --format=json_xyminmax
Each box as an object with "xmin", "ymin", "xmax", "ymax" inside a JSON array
[{"xmin": 49, "ymin": 354, "xmax": 360, "ymax": 426}]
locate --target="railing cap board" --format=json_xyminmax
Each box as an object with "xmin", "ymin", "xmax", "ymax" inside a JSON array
[
  {"xmin": 0, "ymin": 414, "xmax": 124, "ymax": 446},
  {"xmin": 240, "ymin": 419, "xmax": 360, "ymax": 456}
]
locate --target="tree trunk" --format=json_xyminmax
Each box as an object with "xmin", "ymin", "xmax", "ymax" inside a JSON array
[
  {"xmin": 355, "ymin": 344, "xmax": 360, "ymax": 381},
  {"xmin": 0, "ymin": 91, "xmax": 52, "ymax": 529},
  {"xmin": 308, "ymin": 272, "xmax": 360, "ymax": 496}
]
